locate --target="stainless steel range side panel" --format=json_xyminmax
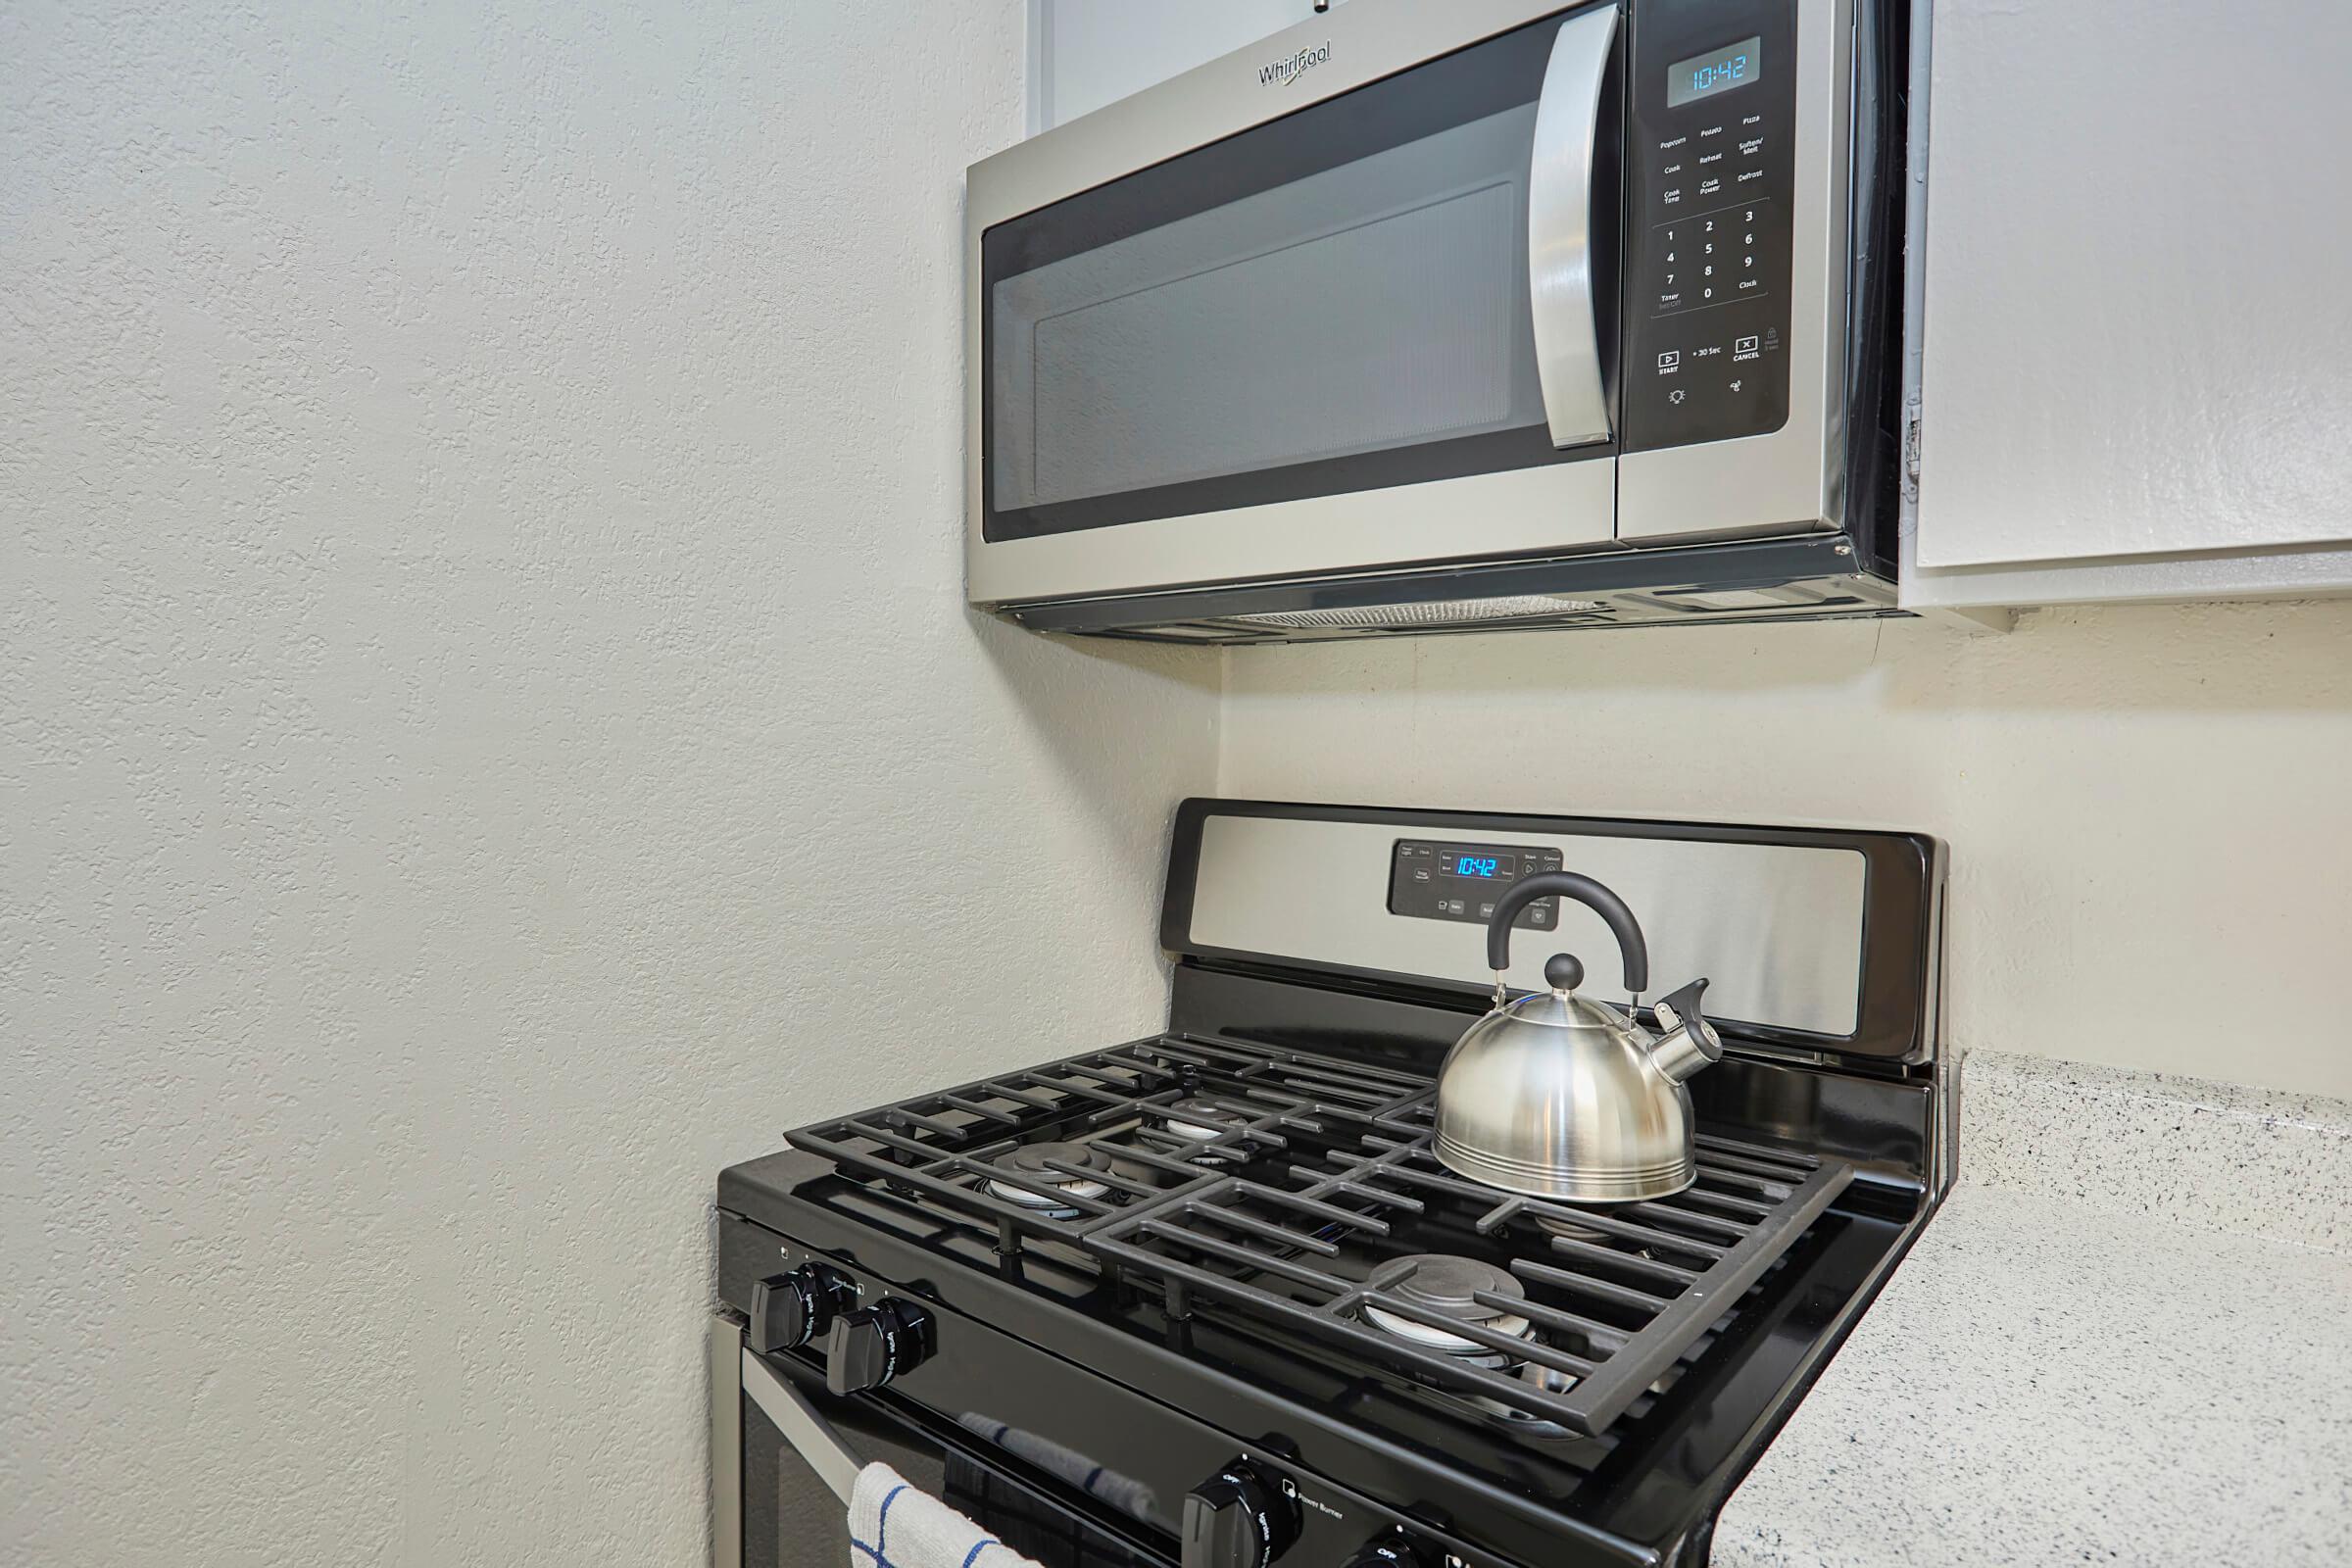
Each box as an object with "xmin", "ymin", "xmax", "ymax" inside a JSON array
[
  {"xmin": 964, "ymin": 0, "xmax": 1623, "ymax": 609},
  {"xmin": 1615, "ymin": 0, "xmax": 1852, "ymax": 543},
  {"xmin": 710, "ymin": 1315, "xmax": 743, "ymax": 1568}
]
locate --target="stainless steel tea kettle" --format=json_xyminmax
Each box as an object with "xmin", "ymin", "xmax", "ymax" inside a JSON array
[{"xmin": 1435, "ymin": 871, "xmax": 1724, "ymax": 1202}]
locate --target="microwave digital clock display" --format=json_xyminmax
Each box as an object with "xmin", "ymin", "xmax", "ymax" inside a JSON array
[{"xmin": 1665, "ymin": 35, "xmax": 1763, "ymax": 109}]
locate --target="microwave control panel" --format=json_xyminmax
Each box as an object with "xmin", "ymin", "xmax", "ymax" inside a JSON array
[
  {"xmin": 1389, "ymin": 839, "xmax": 1564, "ymax": 928},
  {"xmin": 1620, "ymin": 0, "xmax": 1801, "ymax": 453}
]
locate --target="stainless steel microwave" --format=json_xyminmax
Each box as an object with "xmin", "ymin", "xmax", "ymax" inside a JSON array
[{"xmin": 964, "ymin": 0, "xmax": 1920, "ymax": 643}]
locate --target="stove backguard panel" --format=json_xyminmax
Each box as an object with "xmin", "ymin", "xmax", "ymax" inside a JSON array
[{"xmin": 1162, "ymin": 800, "xmax": 1942, "ymax": 1064}]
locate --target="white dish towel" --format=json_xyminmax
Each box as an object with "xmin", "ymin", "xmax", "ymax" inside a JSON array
[{"xmin": 849, "ymin": 1462, "xmax": 1045, "ymax": 1568}]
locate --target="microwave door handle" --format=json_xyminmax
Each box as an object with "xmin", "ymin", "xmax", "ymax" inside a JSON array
[{"xmin": 1528, "ymin": 4, "xmax": 1619, "ymax": 448}]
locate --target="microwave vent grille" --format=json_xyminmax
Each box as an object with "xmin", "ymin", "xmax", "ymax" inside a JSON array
[{"xmin": 1219, "ymin": 595, "xmax": 1612, "ymax": 631}]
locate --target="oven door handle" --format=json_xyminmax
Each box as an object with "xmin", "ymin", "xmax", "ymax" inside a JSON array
[
  {"xmin": 742, "ymin": 1345, "xmax": 863, "ymax": 1505},
  {"xmin": 1528, "ymin": 3, "xmax": 1620, "ymax": 448}
]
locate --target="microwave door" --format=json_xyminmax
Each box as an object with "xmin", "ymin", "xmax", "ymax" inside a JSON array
[{"xmin": 967, "ymin": 3, "xmax": 1627, "ymax": 609}]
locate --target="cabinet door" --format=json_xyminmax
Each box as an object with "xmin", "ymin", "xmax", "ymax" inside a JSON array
[
  {"xmin": 1913, "ymin": 0, "xmax": 2352, "ymax": 572},
  {"xmin": 1037, "ymin": 0, "xmax": 1347, "ymax": 128}
]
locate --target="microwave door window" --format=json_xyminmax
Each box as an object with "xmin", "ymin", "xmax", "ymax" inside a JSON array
[
  {"xmin": 994, "ymin": 108, "xmax": 1539, "ymax": 513},
  {"xmin": 982, "ymin": 14, "xmax": 1611, "ymax": 543}
]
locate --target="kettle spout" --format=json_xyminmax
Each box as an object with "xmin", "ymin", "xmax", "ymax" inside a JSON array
[{"xmin": 1646, "ymin": 978, "xmax": 1723, "ymax": 1085}]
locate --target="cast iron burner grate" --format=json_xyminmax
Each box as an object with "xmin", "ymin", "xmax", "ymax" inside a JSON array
[
  {"xmin": 1084, "ymin": 1094, "xmax": 1854, "ymax": 1436},
  {"xmin": 785, "ymin": 1036, "xmax": 1431, "ymax": 1250},
  {"xmin": 786, "ymin": 1042, "xmax": 1854, "ymax": 1438}
]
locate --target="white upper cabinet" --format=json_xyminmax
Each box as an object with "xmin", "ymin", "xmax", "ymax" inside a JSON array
[
  {"xmin": 1905, "ymin": 0, "xmax": 2352, "ymax": 609},
  {"xmin": 1034, "ymin": 0, "xmax": 1348, "ymax": 130}
]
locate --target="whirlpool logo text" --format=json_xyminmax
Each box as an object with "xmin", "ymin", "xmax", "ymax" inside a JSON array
[{"xmin": 1258, "ymin": 41, "xmax": 1332, "ymax": 87}]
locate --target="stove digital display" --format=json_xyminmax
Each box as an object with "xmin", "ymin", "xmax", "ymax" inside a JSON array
[{"xmin": 1391, "ymin": 839, "xmax": 1561, "ymax": 929}]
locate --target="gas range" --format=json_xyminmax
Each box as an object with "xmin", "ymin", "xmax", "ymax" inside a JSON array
[{"xmin": 714, "ymin": 800, "xmax": 1949, "ymax": 1568}]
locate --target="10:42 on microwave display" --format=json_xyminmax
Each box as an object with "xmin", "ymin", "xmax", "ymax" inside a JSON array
[{"xmin": 1666, "ymin": 35, "xmax": 1763, "ymax": 110}]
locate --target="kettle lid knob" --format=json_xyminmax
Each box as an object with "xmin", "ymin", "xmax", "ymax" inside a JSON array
[{"xmin": 1543, "ymin": 953, "xmax": 1584, "ymax": 993}]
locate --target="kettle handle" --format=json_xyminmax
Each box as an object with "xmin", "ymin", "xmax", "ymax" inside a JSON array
[{"xmin": 1487, "ymin": 871, "xmax": 1650, "ymax": 994}]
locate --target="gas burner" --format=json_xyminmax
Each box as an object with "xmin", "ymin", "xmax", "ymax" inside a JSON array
[
  {"xmin": 1532, "ymin": 1210, "xmax": 1612, "ymax": 1246},
  {"xmin": 984, "ymin": 1142, "xmax": 1113, "ymax": 1216},
  {"xmin": 1159, "ymin": 1097, "xmax": 1245, "ymax": 1141},
  {"xmin": 1463, "ymin": 1361, "xmax": 1585, "ymax": 1433},
  {"xmin": 1521, "ymin": 1360, "xmax": 1579, "ymax": 1396},
  {"xmin": 1362, "ymin": 1254, "xmax": 1535, "ymax": 1367}
]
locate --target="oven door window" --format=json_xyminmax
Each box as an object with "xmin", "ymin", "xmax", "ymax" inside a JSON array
[{"xmin": 983, "ymin": 8, "xmax": 1619, "ymax": 542}]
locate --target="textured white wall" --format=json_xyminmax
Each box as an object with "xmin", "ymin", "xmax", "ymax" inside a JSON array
[
  {"xmin": 1, "ymin": 3, "xmax": 1215, "ymax": 1564},
  {"xmin": 1216, "ymin": 603, "xmax": 2352, "ymax": 1102}
]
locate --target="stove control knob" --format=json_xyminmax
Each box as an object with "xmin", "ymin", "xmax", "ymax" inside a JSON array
[
  {"xmin": 823, "ymin": 1298, "xmax": 933, "ymax": 1396},
  {"xmin": 750, "ymin": 1264, "xmax": 854, "ymax": 1354},
  {"xmin": 1181, "ymin": 1462, "xmax": 1299, "ymax": 1568},
  {"xmin": 1340, "ymin": 1535, "xmax": 1431, "ymax": 1568}
]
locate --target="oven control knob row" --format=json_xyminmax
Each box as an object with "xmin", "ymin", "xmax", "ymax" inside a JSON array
[
  {"xmin": 750, "ymin": 1263, "xmax": 856, "ymax": 1354},
  {"xmin": 1180, "ymin": 1461, "xmax": 1299, "ymax": 1568},
  {"xmin": 823, "ymin": 1298, "xmax": 934, "ymax": 1396}
]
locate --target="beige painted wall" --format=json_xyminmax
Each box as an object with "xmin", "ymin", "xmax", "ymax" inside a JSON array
[
  {"xmin": 1, "ymin": 2, "xmax": 1215, "ymax": 1563},
  {"xmin": 1216, "ymin": 602, "xmax": 2352, "ymax": 1101}
]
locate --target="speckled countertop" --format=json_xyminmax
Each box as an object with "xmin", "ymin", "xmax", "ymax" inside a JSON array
[{"xmin": 1712, "ymin": 1052, "xmax": 2352, "ymax": 1568}]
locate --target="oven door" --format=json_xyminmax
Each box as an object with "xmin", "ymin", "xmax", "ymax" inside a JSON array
[
  {"xmin": 965, "ymin": 1, "xmax": 1626, "ymax": 608},
  {"xmin": 716, "ymin": 1322, "xmax": 1171, "ymax": 1568}
]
